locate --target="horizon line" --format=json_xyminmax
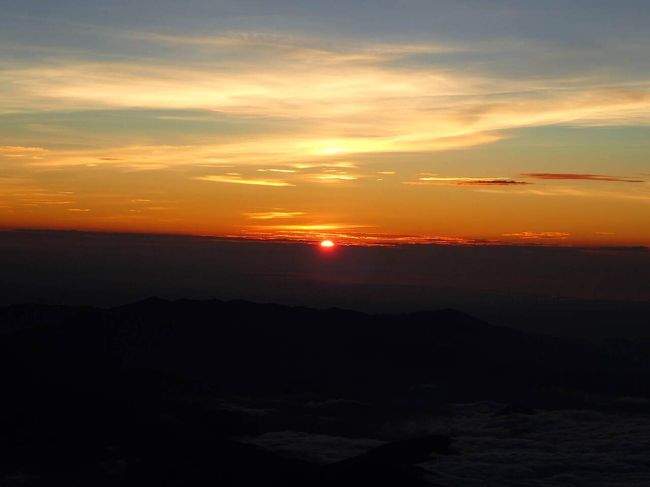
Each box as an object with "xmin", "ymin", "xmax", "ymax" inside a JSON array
[{"xmin": 1, "ymin": 226, "xmax": 648, "ymax": 251}]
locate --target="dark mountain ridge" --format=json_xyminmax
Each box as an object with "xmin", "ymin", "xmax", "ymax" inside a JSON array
[{"xmin": 1, "ymin": 298, "xmax": 649, "ymax": 485}]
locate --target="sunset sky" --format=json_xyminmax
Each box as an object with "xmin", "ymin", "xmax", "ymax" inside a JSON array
[{"xmin": 1, "ymin": 0, "xmax": 649, "ymax": 246}]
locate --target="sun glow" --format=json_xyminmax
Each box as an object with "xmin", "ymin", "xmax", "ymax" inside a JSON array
[
  {"xmin": 320, "ymin": 239, "xmax": 335, "ymax": 248},
  {"xmin": 319, "ymin": 147, "xmax": 347, "ymax": 155}
]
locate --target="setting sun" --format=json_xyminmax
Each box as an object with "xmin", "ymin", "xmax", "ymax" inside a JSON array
[{"xmin": 320, "ymin": 240, "xmax": 335, "ymax": 248}]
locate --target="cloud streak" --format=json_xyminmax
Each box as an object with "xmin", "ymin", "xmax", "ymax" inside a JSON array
[
  {"xmin": 521, "ymin": 173, "xmax": 645, "ymax": 183},
  {"xmin": 406, "ymin": 177, "xmax": 530, "ymax": 186},
  {"xmin": 503, "ymin": 231, "xmax": 571, "ymax": 240},
  {"xmin": 0, "ymin": 146, "xmax": 46, "ymax": 152},
  {"xmin": 195, "ymin": 175, "xmax": 293, "ymax": 187},
  {"xmin": 244, "ymin": 211, "xmax": 305, "ymax": 220}
]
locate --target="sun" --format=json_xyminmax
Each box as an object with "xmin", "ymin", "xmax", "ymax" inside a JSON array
[{"xmin": 320, "ymin": 239, "xmax": 335, "ymax": 248}]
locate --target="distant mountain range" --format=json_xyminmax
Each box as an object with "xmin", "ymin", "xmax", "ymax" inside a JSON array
[{"xmin": 1, "ymin": 298, "xmax": 649, "ymax": 485}]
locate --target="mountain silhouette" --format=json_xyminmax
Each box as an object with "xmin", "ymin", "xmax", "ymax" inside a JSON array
[{"xmin": 1, "ymin": 298, "xmax": 649, "ymax": 485}]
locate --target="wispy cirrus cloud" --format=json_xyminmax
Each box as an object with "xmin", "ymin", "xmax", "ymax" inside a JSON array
[
  {"xmin": 478, "ymin": 186, "xmax": 650, "ymax": 203},
  {"xmin": 257, "ymin": 168, "xmax": 297, "ymax": 173},
  {"xmin": 0, "ymin": 177, "xmax": 75, "ymax": 209},
  {"xmin": 405, "ymin": 176, "xmax": 530, "ymax": 186},
  {"xmin": 195, "ymin": 175, "xmax": 293, "ymax": 187},
  {"xmin": 0, "ymin": 146, "xmax": 46, "ymax": 152},
  {"xmin": 521, "ymin": 173, "xmax": 645, "ymax": 183},
  {"xmin": 0, "ymin": 145, "xmax": 48, "ymax": 160},
  {"xmin": 131, "ymin": 31, "xmax": 461, "ymax": 65},
  {"xmin": 244, "ymin": 210, "xmax": 305, "ymax": 220},
  {"xmin": 4, "ymin": 31, "xmax": 650, "ymax": 169},
  {"xmin": 503, "ymin": 231, "xmax": 571, "ymax": 240},
  {"xmin": 290, "ymin": 161, "xmax": 359, "ymax": 170},
  {"xmin": 247, "ymin": 224, "xmax": 365, "ymax": 231},
  {"xmin": 304, "ymin": 171, "xmax": 361, "ymax": 183}
]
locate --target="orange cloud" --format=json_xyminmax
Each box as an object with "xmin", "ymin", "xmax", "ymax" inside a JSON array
[
  {"xmin": 406, "ymin": 177, "xmax": 530, "ymax": 186},
  {"xmin": 257, "ymin": 168, "xmax": 297, "ymax": 173},
  {"xmin": 247, "ymin": 224, "xmax": 365, "ymax": 231},
  {"xmin": 521, "ymin": 173, "xmax": 644, "ymax": 183},
  {"xmin": 503, "ymin": 231, "xmax": 570, "ymax": 240},
  {"xmin": 0, "ymin": 146, "xmax": 47, "ymax": 152},
  {"xmin": 244, "ymin": 211, "xmax": 305, "ymax": 220},
  {"xmin": 195, "ymin": 175, "xmax": 294, "ymax": 187},
  {"xmin": 235, "ymin": 227, "xmax": 500, "ymax": 247},
  {"xmin": 306, "ymin": 173, "xmax": 359, "ymax": 183}
]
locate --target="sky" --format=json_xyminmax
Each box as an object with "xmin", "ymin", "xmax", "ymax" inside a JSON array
[{"xmin": 1, "ymin": 0, "xmax": 649, "ymax": 246}]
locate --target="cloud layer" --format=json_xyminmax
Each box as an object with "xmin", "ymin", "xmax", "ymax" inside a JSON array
[
  {"xmin": 3, "ymin": 31, "xmax": 650, "ymax": 167},
  {"xmin": 522, "ymin": 173, "xmax": 645, "ymax": 183},
  {"xmin": 406, "ymin": 177, "xmax": 530, "ymax": 186}
]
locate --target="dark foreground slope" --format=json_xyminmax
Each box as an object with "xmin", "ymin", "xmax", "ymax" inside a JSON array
[{"xmin": 1, "ymin": 299, "xmax": 649, "ymax": 485}]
